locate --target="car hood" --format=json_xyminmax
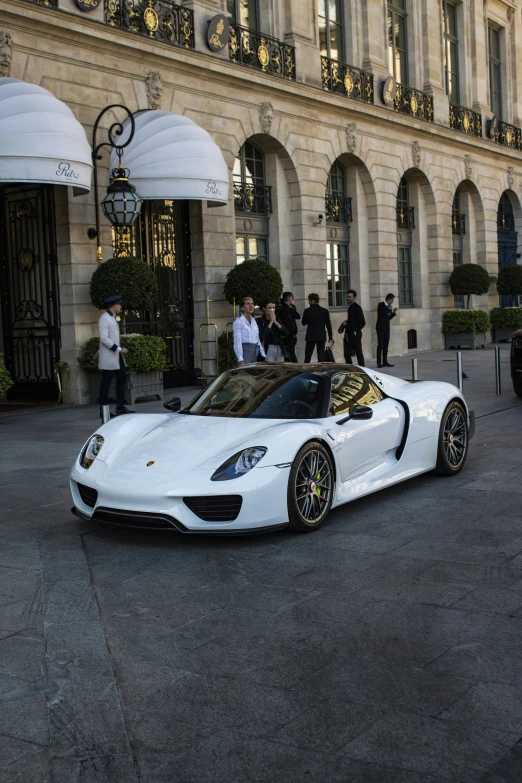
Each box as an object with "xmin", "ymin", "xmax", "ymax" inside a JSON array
[{"xmin": 94, "ymin": 413, "xmax": 309, "ymax": 482}]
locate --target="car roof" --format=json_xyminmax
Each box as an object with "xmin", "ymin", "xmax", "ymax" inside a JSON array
[{"xmin": 240, "ymin": 362, "xmax": 363, "ymax": 378}]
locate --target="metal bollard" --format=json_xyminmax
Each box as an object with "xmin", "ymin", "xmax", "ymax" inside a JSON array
[
  {"xmin": 456, "ymin": 351, "xmax": 463, "ymax": 392},
  {"xmin": 101, "ymin": 404, "xmax": 110, "ymax": 424},
  {"xmin": 495, "ymin": 346, "xmax": 502, "ymax": 395},
  {"xmin": 411, "ymin": 358, "xmax": 418, "ymax": 381}
]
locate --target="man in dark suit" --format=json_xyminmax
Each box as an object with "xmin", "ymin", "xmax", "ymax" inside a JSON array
[
  {"xmin": 376, "ymin": 293, "xmax": 397, "ymax": 368},
  {"xmin": 302, "ymin": 293, "xmax": 333, "ymax": 363},
  {"xmin": 338, "ymin": 289, "xmax": 366, "ymax": 366},
  {"xmin": 277, "ymin": 291, "xmax": 301, "ymax": 362}
]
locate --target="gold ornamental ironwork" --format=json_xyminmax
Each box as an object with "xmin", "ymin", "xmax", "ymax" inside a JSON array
[
  {"xmin": 163, "ymin": 251, "xmax": 176, "ymax": 269},
  {"xmin": 258, "ymin": 39, "xmax": 270, "ymax": 69},
  {"xmin": 506, "ymin": 128, "xmax": 513, "ymax": 146},
  {"xmin": 344, "ymin": 73, "xmax": 354, "ymax": 95},
  {"xmin": 463, "ymin": 113, "xmax": 470, "ymax": 132},
  {"xmin": 410, "ymin": 94, "xmax": 418, "ymax": 115},
  {"xmin": 144, "ymin": 1, "xmax": 159, "ymax": 34}
]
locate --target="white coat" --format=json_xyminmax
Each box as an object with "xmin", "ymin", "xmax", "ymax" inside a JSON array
[{"xmin": 98, "ymin": 311, "xmax": 123, "ymax": 371}]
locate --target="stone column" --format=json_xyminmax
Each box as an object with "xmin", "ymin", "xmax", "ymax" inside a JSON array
[
  {"xmin": 419, "ymin": 0, "xmax": 449, "ymax": 127},
  {"xmin": 362, "ymin": 0, "xmax": 390, "ymax": 104},
  {"xmin": 283, "ymin": 0, "xmax": 322, "ymax": 88},
  {"xmin": 469, "ymin": 0, "xmax": 489, "ymax": 115}
]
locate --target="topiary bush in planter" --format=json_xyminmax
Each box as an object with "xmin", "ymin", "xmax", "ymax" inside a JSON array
[
  {"xmin": 78, "ymin": 334, "xmax": 168, "ymax": 403},
  {"xmin": 217, "ymin": 331, "xmax": 237, "ymax": 374},
  {"xmin": 223, "ymin": 258, "xmax": 283, "ymax": 307},
  {"xmin": 490, "ymin": 306, "xmax": 522, "ymax": 342},
  {"xmin": 0, "ymin": 354, "xmax": 13, "ymax": 398},
  {"xmin": 89, "ymin": 257, "xmax": 158, "ymax": 333},
  {"xmin": 442, "ymin": 310, "xmax": 490, "ymax": 349},
  {"xmin": 449, "ymin": 263, "xmax": 490, "ymax": 309},
  {"xmin": 496, "ymin": 264, "xmax": 522, "ymax": 307}
]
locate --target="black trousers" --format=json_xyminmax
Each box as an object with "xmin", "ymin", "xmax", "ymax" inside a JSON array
[
  {"xmin": 343, "ymin": 331, "xmax": 365, "ymax": 366},
  {"xmin": 99, "ymin": 354, "xmax": 126, "ymax": 408},
  {"xmin": 284, "ymin": 336, "xmax": 298, "ymax": 363},
  {"xmin": 304, "ymin": 341, "xmax": 325, "ymax": 363},
  {"xmin": 376, "ymin": 328, "xmax": 390, "ymax": 366}
]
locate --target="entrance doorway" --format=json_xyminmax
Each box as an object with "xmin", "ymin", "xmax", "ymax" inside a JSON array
[
  {"xmin": 113, "ymin": 200, "xmax": 194, "ymax": 388},
  {"xmin": 497, "ymin": 193, "xmax": 518, "ymax": 308},
  {"xmin": 0, "ymin": 184, "xmax": 60, "ymax": 401}
]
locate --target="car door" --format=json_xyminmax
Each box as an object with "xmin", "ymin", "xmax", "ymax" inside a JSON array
[{"xmin": 328, "ymin": 372, "xmax": 405, "ymax": 483}]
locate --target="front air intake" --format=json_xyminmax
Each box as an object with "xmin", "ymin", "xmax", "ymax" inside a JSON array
[
  {"xmin": 77, "ymin": 483, "xmax": 98, "ymax": 508},
  {"xmin": 183, "ymin": 495, "xmax": 243, "ymax": 521}
]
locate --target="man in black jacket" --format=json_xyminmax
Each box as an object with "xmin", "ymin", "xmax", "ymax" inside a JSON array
[
  {"xmin": 277, "ymin": 291, "xmax": 301, "ymax": 362},
  {"xmin": 376, "ymin": 293, "xmax": 397, "ymax": 367},
  {"xmin": 302, "ymin": 293, "xmax": 333, "ymax": 363},
  {"xmin": 338, "ymin": 289, "xmax": 366, "ymax": 366}
]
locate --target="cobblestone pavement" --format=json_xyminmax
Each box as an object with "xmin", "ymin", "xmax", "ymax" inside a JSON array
[{"xmin": 1, "ymin": 346, "xmax": 522, "ymax": 782}]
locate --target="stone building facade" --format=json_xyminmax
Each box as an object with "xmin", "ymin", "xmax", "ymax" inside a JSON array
[{"xmin": 0, "ymin": 0, "xmax": 521, "ymax": 404}]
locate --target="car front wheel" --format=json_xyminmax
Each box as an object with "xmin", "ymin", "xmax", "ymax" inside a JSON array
[
  {"xmin": 287, "ymin": 441, "xmax": 334, "ymax": 533},
  {"xmin": 434, "ymin": 401, "xmax": 469, "ymax": 476}
]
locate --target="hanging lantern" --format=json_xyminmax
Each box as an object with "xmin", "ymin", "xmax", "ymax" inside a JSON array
[{"xmin": 102, "ymin": 165, "xmax": 143, "ymax": 229}]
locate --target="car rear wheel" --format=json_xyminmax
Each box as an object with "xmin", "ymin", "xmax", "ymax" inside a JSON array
[
  {"xmin": 513, "ymin": 380, "xmax": 522, "ymax": 398},
  {"xmin": 287, "ymin": 441, "xmax": 334, "ymax": 533},
  {"xmin": 434, "ymin": 401, "xmax": 469, "ymax": 476}
]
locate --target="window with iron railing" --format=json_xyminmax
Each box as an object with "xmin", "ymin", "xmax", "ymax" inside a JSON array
[
  {"xmin": 105, "ymin": 0, "xmax": 194, "ymax": 48},
  {"xmin": 388, "ymin": 0, "xmax": 408, "ymax": 84},
  {"xmin": 233, "ymin": 142, "xmax": 272, "ymax": 215},
  {"xmin": 443, "ymin": 0, "xmax": 459, "ymax": 104},
  {"xmin": 325, "ymin": 162, "xmax": 353, "ymax": 224}
]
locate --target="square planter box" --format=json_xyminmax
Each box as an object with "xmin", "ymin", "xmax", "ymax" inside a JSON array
[
  {"xmin": 90, "ymin": 371, "xmax": 163, "ymax": 405},
  {"xmin": 492, "ymin": 328, "xmax": 517, "ymax": 343},
  {"xmin": 445, "ymin": 332, "xmax": 486, "ymax": 350}
]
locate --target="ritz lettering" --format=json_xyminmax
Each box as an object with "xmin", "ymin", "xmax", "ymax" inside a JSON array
[
  {"xmin": 205, "ymin": 181, "xmax": 222, "ymax": 196},
  {"xmin": 56, "ymin": 162, "xmax": 79, "ymax": 180}
]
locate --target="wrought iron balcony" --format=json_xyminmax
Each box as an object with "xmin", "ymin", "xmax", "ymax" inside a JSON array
[
  {"xmin": 321, "ymin": 57, "xmax": 374, "ymax": 104},
  {"xmin": 105, "ymin": 0, "xmax": 195, "ymax": 49},
  {"xmin": 449, "ymin": 104, "xmax": 482, "ymax": 137},
  {"xmin": 229, "ymin": 25, "xmax": 296, "ymax": 80},
  {"xmin": 27, "ymin": 0, "xmax": 58, "ymax": 6},
  {"xmin": 495, "ymin": 121, "xmax": 522, "ymax": 151},
  {"xmin": 498, "ymin": 211, "xmax": 515, "ymax": 230},
  {"xmin": 325, "ymin": 195, "xmax": 353, "ymax": 224},
  {"xmin": 396, "ymin": 205, "xmax": 415, "ymax": 230},
  {"xmin": 452, "ymin": 213, "xmax": 466, "ymax": 236},
  {"xmin": 394, "ymin": 84, "xmax": 434, "ymax": 123},
  {"xmin": 234, "ymin": 183, "xmax": 272, "ymax": 214}
]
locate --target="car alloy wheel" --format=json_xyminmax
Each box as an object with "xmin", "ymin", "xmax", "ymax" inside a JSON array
[
  {"xmin": 443, "ymin": 407, "xmax": 467, "ymax": 468},
  {"xmin": 287, "ymin": 441, "xmax": 334, "ymax": 532}
]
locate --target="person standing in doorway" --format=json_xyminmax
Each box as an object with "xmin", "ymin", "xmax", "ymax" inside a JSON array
[
  {"xmin": 232, "ymin": 296, "xmax": 266, "ymax": 366},
  {"xmin": 257, "ymin": 302, "xmax": 288, "ymax": 362},
  {"xmin": 98, "ymin": 295, "xmax": 133, "ymax": 417},
  {"xmin": 277, "ymin": 291, "xmax": 301, "ymax": 362},
  {"xmin": 376, "ymin": 293, "xmax": 397, "ymax": 368},
  {"xmin": 302, "ymin": 293, "xmax": 333, "ymax": 363},
  {"xmin": 338, "ymin": 289, "xmax": 366, "ymax": 366}
]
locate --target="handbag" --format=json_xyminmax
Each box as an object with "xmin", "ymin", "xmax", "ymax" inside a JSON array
[{"xmin": 323, "ymin": 346, "xmax": 335, "ymax": 363}]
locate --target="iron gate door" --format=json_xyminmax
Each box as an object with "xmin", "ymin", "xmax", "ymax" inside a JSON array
[
  {"xmin": 498, "ymin": 232, "xmax": 518, "ymax": 308},
  {"xmin": 0, "ymin": 185, "xmax": 60, "ymax": 401},
  {"xmin": 120, "ymin": 200, "xmax": 194, "ymax": 388}
]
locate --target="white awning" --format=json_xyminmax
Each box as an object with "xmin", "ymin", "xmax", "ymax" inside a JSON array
[
  {"xmin": 0, "ymin": 77, "xmax": 92, "ymax": 191},
  {"xmin": 110, "ymin": 111, "xmax": 229, "ymax": 206}
]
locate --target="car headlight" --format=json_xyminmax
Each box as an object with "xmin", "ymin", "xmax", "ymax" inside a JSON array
[
  {"xmin": 80, "ymin": 435, "xmax": 104, "ymax": 470},
  {"xmin": 211, "ymin": 447, "xmax": 267, "ymax": 481}
]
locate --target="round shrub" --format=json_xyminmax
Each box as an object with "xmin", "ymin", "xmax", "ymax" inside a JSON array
[
  {"xmin": 442, "ymin": 310, "xmax": 490, "ymax": 335},
  {"xmin": 496, "ymin": 264, "xmax": 522, "ymax": 297},
  {"xmin": 0, "ymin": 354, "xmax": 13, "ymax": 398},
  {"xmin": 449, "ymin": 264, "xmax": 490, "ymax": 298},
  {"xmin": 77, "ymin": 334, "xmax": 167, "ymax": 374},
  {"xmin": 223, "ymin": 259, "xmax": 283, "ymax": 307},
  {"xmin": 89, "ymin": 257, "xmax": 158, "ymax": 314},
  {"xmin": 490, "ymin": 307, "xmax": 522, "ymax": 330}
]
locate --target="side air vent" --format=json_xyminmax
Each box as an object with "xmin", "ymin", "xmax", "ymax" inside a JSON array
[
  {"xmin": 77, "ymin": 483, "xmax": 98, "ymax": 508},
  {"xmin": 183, "ymin": 495, "xmax": 243, "ymax": 521}
]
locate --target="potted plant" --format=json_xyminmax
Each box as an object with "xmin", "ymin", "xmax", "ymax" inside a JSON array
[
  {"xmin": 449, "ymin": 263, "xmax": 491, "ymax": 310},
  {"xmin": 496, "ymin": 264, "xmax": 522, "ymax": 308},
  {"xmin": 223, "ymin": 258, "xmax": 283, "ymax": 309},
  {"xmin": 0, "ymin": 354, "xmax": 14, "ymax": 400},
  {"xmin": 89, "ymin": 256, "xmax": 158, "ymax": 334},
  {"xmin": 78, "ymin": 334, "xmax": 168, "ymax": 404},
  {"xmin": 442, "ymin": 310, "xmax": 490, "ymax": 349},
  {"xmin": 490, "ymin": 306, "xmax": 522, "ymax": 342}
]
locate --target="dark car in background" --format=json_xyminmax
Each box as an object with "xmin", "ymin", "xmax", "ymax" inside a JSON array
[{"xmin": 511, "ymin": 329, "xmax": 522, "ymax": 397}]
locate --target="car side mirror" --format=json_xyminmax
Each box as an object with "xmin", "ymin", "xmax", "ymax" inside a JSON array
[
  {"xmin": 164, "ymin": 396, "xmax": 181, "ymax": 412},
  {"xmin": 336, "ymin": 404, "xmax": 373, "ymax": 425}
]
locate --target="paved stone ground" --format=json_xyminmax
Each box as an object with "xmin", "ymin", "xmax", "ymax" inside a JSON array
[{"xmin": 1, "ymin": 345, "xmax": 522, "ymax": 782}]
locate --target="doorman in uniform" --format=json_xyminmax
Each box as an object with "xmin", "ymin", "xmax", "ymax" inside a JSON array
[
  {"xmin": 376, "ymin": 293, "xmax": 397, "ymax": 368},
  {"xmin": 98, "ymin": 295, "xmax": 133, "ymax": 416},
  {"xmin": 338, "ymin": 289, "xmax": 366, "ymax": 365}
]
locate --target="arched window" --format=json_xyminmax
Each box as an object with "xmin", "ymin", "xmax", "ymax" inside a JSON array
[
  {"xmin": 234, "ymin": 141, "xmax": 270, "ymax": 263},
  {"xmin": 396, "ymin": 176, "xmax": 414, "ymax": 306},
  {"xmin": 325, "ymin": 162, "xmax": 351, "ymax": 307},
  {"xmin": 498, "ymin": 193, "xmax": 517, "ymax": 307}
]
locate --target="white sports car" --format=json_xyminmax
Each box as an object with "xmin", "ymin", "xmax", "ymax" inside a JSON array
[{"xmin": 70, "ymin": 363, "xmax": 475, "ymax": 534}]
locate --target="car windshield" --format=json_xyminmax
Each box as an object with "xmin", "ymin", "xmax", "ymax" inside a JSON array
[{"xmin": 183, "ymin": 367, "xmax": 325, "ymax": 419}]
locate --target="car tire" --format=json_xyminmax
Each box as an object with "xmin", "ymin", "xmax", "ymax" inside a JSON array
[
  {"xmin": 287, "ymin": 441, "xmax": 334, "ymax": 533},
  {"xmin": 513, "ymin": 380, "xmax": 522, "ymax": 397},
  {"xmin": 434, "ymin": 401, "xmax": 469, "ymax": 476}
]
